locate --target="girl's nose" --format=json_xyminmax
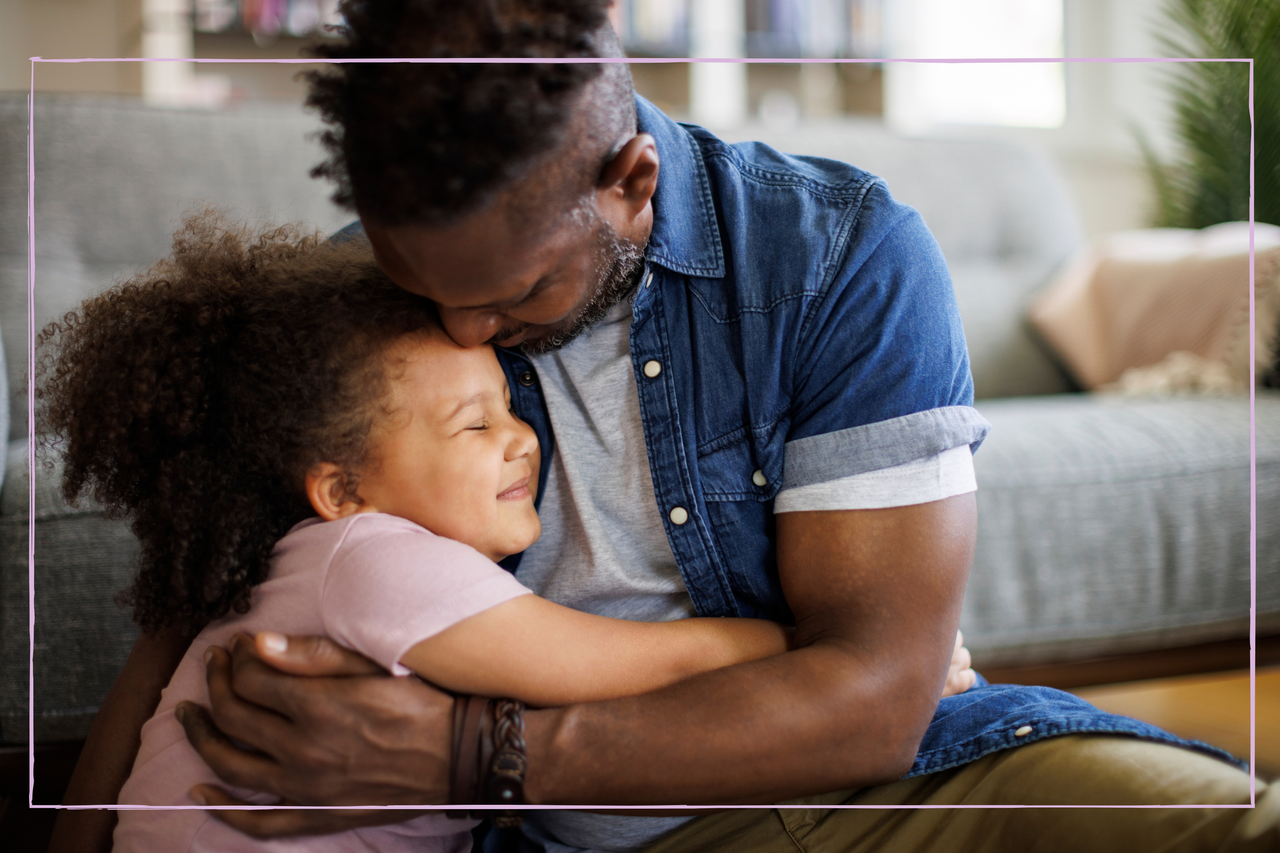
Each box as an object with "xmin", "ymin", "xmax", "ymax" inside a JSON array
[{"xmin": 506, "ymin": 416, "xmax": 539, "ymax": 461}]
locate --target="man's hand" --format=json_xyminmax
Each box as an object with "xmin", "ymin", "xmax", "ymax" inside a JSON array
[
  {"xmin": 942, "ymin": 630, "xmax": 976, "ymax": 697},
  {"xmin": 178, "ymin": 632, "xmax": 455, "ymax": 837}
]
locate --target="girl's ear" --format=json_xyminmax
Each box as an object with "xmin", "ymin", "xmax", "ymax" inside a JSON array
[{"xmin": 305, "ymin": 463, "xmax": 365, "ymax": 521}]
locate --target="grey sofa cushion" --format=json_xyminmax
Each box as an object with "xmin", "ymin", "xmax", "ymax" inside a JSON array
[
  {"xmin": 963, "ymin": 391, "xmax": 1280, "ymax": 667},
  {"xmin": 0, "ymin": 439, "xmax": 139, "ymax": 744},
  {"xmin": 0, "ymin": 93, "xmax": 351, "ymax": 443}
]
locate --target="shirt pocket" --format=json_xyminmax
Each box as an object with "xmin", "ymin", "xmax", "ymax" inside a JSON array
[{"xmin": 695, "ymin": 425, "xmax": 784, "ymax": 503}]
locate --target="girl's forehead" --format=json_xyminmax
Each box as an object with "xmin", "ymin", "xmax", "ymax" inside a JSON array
[{"xmin": 384, "ymin": 331, "xmax": 506, "ymax": 406}]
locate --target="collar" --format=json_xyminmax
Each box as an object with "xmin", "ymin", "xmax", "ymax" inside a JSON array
[{"xmin": 636, "ymin": 96, "xmax": 726, "ymax": 278}]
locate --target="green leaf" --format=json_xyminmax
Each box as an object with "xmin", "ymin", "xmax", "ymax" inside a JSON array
[{"xmin": 1142, "ymin": 0, "xmax": 1279, "ymax": 227}]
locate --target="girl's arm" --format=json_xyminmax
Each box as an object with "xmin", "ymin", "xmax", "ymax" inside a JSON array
[{"xmin": 400, "ymin": 596, "xmax": 790, "ymax": 707}]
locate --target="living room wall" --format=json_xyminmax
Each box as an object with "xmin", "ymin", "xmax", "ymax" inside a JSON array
[{"xmin": 1, "ymin": 0, "xmax": 143, "ymax": 95}]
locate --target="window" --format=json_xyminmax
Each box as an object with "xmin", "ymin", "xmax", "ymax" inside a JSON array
[{"xmin": 885, "ymin": 0, "xmax": 1065, "ymax": 129}]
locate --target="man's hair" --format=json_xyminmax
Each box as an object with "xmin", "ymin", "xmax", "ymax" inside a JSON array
[{"xmin": 305, "ymin": 0, "xmax": 638, "ymax": 227}]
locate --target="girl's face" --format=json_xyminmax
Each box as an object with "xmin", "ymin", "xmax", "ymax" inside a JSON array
[{"xmin": 353, "ymin": 329, "xmax": 541, "ymax": 562}]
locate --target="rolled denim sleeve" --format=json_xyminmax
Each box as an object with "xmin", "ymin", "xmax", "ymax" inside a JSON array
[{"xmin": 783, "ymin": 183, "xmax": 990, "ymax": 488}]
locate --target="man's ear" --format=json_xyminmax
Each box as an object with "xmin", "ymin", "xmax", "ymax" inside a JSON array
[
  {"xmin": 597, "ymin": 133, "xmax": 659, "ymax": 227},
  {"xmin": 304, "ymin": 463, "xmax": 365, "ymax": 521}
]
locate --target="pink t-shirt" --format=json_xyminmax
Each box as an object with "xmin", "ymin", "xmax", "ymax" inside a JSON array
[{"xmin": 113, "ymin": 512, "xmax": 532, "ymax": 853}]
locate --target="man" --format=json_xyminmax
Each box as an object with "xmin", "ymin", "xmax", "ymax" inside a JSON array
[{"xmin": 53, "ymin": 2, "xmax": 1273, "ymax": 852}]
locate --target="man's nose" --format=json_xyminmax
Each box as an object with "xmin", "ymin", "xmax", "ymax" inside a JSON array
[{"xmin": 437, "ymin": 307, "xmax": 503, "ymax": 348}]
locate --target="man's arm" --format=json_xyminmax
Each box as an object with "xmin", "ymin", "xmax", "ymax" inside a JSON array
[
  {"xmin": 183, "ymin": 493, "xmax": 975, "ymax": 814},
  {"xmin": 524, "ymin": 496, "xmax": 976, "ymax": 803},
  {"xmin": 48, "ymin": 625, "xmax": 191, "ymax": 853}
]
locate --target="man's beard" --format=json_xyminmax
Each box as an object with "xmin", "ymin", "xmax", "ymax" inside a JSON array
[{"xmin": 519, "ymin": 212, "xmax": 647, "ymax": 355}]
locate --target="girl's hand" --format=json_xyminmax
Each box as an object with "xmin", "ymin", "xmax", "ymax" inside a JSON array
[{"xmin": 942, "ymin": 630, "xmax": 976, "ymax": 697}]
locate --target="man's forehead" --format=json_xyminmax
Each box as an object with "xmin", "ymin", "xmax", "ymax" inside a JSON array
[{"xmin": 365, "ymin": 201, "xmax": 590, "ymax": 308}]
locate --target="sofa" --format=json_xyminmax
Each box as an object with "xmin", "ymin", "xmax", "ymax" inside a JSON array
[{"xmin": 1, "ymin": 92, "xmax": 1277, "ymax": 756}]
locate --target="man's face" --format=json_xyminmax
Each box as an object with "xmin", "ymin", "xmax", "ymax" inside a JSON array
[{"xmin": 366, "ymin": 196, "xmax": 646, "ymax": 354}]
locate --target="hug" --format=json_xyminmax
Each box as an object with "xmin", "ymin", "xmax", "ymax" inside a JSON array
[{"xmin": 19, "ymin": 1, "xmax": 1276, "ymax": 852}]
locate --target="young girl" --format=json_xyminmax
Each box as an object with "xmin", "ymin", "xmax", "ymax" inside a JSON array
[{"xmin": 36, "ymin": 215, "xmax": 793, "ymax": 853}]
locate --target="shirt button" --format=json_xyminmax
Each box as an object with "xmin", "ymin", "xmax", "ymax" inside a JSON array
[
  {"xmin": 518, "ymin": 370, "xmax": 535, "ymax": 387},
  {"xmin": 752, "ymin": 469, "xmax": 767, "ymax": 487},
  {"xmin": 669, "ymin": 506, "xmax": 689, "ymax": 525},
  {"xmin": 645, "ymin": 270, "xmax": 654, "ymax": 288},
  {"xmin": 1014, "ymin": 725, "xmax": 1033, "ymax": 737},
  {"xmin": 643, "ymin": 360, "xmax": 662, "ymax": 378}
]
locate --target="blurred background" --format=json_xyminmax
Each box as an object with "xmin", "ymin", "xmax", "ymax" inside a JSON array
[{"xmin": 3, "ymin": 0, "xmax": 1202, "ymax": 238}]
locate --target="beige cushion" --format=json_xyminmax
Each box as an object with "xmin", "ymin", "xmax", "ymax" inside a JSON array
[{"xmin": 1027, "ymin": 222, "xmax": 1280, "ymax": 390}]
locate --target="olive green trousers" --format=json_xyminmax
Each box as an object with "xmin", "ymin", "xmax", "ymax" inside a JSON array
[{"xmin": 644, "ymin": 736, "xmax": 1278, "ymax": 853}]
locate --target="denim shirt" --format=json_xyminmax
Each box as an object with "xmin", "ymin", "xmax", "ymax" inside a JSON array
[
  {"xmin": 336, "ymin": 97, "xmax": 1241, "ymax": 787},
  {"xmin": 494, "ymin": 97, "xmax": 1241, "ymax": 778},
  {"xmin": 501, "ymin": 97, "xmax": 990, "ymax": 618}
]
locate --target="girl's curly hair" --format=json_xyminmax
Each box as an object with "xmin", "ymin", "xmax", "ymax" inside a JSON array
[{"xmin": 36, "ymin": 213, "xmax": 439, "ymax": 634}]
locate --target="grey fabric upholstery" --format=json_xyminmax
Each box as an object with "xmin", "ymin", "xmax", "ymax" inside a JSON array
[
  {"xmin": 964, "ymin": 392, "xmax": 1280, "ymax": 666},
  {"xmin": 0, "ymin": 440, "xmax": 139, "ymax": 742}
]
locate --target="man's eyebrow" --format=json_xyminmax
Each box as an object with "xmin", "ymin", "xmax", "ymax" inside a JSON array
[
  {"xmin": 488, "ymin": 275, "xmax": 547, "ymax": 310},
  {"xmin": 440, "ymin": 277, "xmax": 542, "ymax": 313}
]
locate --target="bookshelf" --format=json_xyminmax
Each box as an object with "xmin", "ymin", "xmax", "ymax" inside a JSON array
[
  {"xmin": 192, "ymin": 0, "xmax": 342, "ymax": 40},
  {"xmin": 174, "ymin": 0, "xmax": 883, "ymax": 120},
  {"xmin": 613, "ymin": 0, "xmax": 883, "ymax": 59}
]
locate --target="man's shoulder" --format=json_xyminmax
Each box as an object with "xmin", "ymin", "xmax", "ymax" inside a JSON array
[
  {"xmin": 637, "ymin": 94, "xmax": 880, "ymax": 200},
  {"xmin": 640, "ymin": 99, "xmax": 924, "ymax": 270},
  {"xmin": 637, "ymin": 95, "xmax": 948, "ymax": 319},
  {"xmin": 687, "ymin": 124, "xmax": 880, "ymax": 200}
]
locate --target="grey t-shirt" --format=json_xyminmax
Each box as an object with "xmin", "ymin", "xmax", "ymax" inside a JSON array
[
  {"xmin": 518, "ymin": 288, "xmax": 698, "ymax": 852},
  {"xmin": 518, "ymin": 295, "xmax": 694, "ymax": 625}
]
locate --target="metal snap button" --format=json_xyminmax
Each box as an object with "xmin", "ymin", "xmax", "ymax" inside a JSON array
[
  {"xmin": 518, "ymin": 370, "xmax": 535, "ymax": 387},
  {"xmin": 643, "ymin": 360, "xmax": 662, "ymax": 378},
  {"xmin": 669, "ymin": 506, "xmax": 689, "ymax": 525}
]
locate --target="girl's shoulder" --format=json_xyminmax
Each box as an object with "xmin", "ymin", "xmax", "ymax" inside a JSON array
[
  {"xmin": 279, "ymin": 512, "xmax": 492, "ymax": 572},
  {"xmin": 309, "ymin": 513, "xmax": 531, "ymax": 678}
]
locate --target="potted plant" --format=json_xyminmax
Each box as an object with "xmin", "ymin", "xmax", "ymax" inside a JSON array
[{"xmin": 1141, "ymin": 0, "xmax": 1278, "ymax": 228}]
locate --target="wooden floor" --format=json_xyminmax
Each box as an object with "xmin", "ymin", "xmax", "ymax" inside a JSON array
[{"xmin": 1072, "ymin": 665, "xmax": 1280, "ymax": 780}]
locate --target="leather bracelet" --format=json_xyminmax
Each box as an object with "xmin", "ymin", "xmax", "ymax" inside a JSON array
[
  {"xmin": 445, "ymin": 695, "xmax": 527, "ymax": 828},
  {"xmin": 448, "ymin": 694, "xmax": 492, "ymax": 807},
  {"xmin": 486, "ymin": 699, "xmax": 527, "ymax": 827}
]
